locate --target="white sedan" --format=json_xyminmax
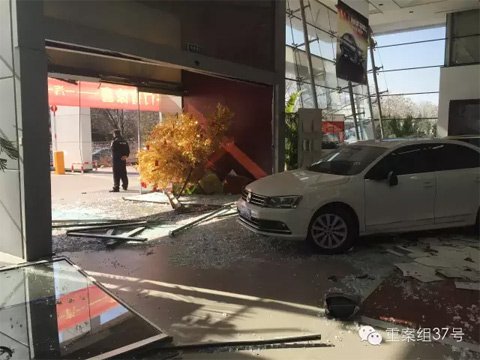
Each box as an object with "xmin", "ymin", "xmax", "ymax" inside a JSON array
[{"xmin": 237, "ymin": 139, "xmax": 480, "ymax": 254}]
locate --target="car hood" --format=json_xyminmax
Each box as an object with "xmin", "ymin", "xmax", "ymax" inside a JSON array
[{"xmin": 245, "ymin": 169, "xmax": 349, "ymax": 196}]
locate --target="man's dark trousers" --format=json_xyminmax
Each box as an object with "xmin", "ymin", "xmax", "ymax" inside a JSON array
[{"xmin": 113, "ymin": 159, "xmax": 128, "ymax": 191}]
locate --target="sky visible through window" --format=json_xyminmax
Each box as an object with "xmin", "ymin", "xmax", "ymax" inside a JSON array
[
  {"xmin": 372, "ymin": 26, "xmax": 446, "ymax": 106},
  {"xmin": 287, "ymin": 23, "xmax": 446, "ymax": 107}
]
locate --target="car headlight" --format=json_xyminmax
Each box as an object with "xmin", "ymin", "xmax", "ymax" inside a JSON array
[{"xmin": 265, "ymin": 195, "xmax": 302, "ymax": 209}]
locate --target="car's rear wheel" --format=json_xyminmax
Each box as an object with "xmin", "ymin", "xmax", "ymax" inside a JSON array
[{"xmin": 307, "ymin": 206, "xmax": 358, "ymax": 254}]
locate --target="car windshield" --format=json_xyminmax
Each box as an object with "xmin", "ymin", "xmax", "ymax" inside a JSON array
[{"xmin": 307, "ymin": 144, "xmax": 386, "ymax": 175}]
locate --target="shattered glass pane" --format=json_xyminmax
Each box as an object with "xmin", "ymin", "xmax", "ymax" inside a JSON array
[{"xmin": 0, "ymin": 259, "xmax": 168, "ymax": 359}]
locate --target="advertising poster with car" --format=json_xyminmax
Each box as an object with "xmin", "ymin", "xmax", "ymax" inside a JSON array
[{"xmin": 336, "ymin": 1, "xmax": 369, "ymax": 84}]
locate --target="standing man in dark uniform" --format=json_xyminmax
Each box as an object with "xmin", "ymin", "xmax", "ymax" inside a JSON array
[{"xmin": 110, "ymin": 129, "xmax": 130, "ymax": 192}]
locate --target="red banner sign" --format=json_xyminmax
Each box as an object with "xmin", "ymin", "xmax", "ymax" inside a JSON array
[
  {"xmin": 323, "ymin": 121, "xmax": 345, "ymax": 142},
  {"xmin": 48, "ymin": 78, "xmax": 162, "ymax": 111},
  {"xmin": 56, "ymin": 285, "xmax": 119, "ymax": 332}
]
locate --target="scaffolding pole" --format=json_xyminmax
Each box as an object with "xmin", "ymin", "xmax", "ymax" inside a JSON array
[
  {"xmin": 299, "ymin": 0, "xmax": 319, "ymax": 109},
  {"xmin": 369, "ymin": 35, "xmax": 384, "ymax": 138},
  {"xmin": 348, "ymin": 81, "xmax": 360, "ymax": 140},
  {"xmin": 365, "ymin": 76, "xmax": 376, "ymax": 140}
]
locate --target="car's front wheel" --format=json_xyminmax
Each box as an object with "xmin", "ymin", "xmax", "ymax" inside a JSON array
[{"xmin": 307, "ymin": 206, "xmax": 358, "ymax": 254}]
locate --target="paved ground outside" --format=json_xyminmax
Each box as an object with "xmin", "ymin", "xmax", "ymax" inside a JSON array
[{"xmin": 50, "ymin": 170, "xmax": 479, "ymax": 359}]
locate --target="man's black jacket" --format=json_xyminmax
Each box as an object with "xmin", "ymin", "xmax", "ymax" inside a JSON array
[{"xmin": 111, "ymin": 136, "xmax": 130, "ymax": 163}]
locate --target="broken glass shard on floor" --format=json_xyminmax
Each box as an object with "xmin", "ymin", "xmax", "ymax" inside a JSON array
[{"xmin": 0, "ymin": 258, "xmax": 169, "ymax": 359}]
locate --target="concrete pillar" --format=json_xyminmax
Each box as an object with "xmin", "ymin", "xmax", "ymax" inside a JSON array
[
  {"xmin": 53, "ymin": 106, "xmax": 93, "ymax": 171},
  {"xmin": 438, "ymin": 9, "xmax": 480, "ymax": 136},
  {"xmin": 437, "ymin": 64, "xmax": 480, "ymax": 136},
  {"xmin": 0, "ymin": 0, "xmax": 51, "ymax": 260}
]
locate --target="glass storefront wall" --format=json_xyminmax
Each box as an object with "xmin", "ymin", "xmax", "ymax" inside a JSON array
[
  {"xmin": 286, "ymin": 0, "xmax": 373, "ymax": 142},
  {"xmin": 286, "ymin": 0, "xmax": 446, "ymax": 142}
]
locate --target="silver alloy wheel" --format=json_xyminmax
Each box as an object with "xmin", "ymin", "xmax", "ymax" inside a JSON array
[{"xmin": 311, "ymin": 213, "xmax": 348, "ymax": 249}]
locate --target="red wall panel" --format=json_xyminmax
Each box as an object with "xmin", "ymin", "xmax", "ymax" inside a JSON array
[{"xmin": 183, "ymin": 71, "xmax": 273, "ymax": 179}]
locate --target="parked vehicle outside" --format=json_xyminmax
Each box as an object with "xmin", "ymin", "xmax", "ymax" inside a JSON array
[
  {"xmin": 92, "ymin": 147, "xmax": 112, "ymax": 166},
  {"xmin": 237, "ymin": 139, "xmax": 480, "ymax": 254},
  {"xmin": 322, "ymin": 133, "xmax": 340, "ymax": 149},
  {"xmin": 92, "ymin": 147, "xmax": 137, "ymax": 166},
  {"xmin": 127, "ymin": 151, "xmax": 138, "ymax": 166}
]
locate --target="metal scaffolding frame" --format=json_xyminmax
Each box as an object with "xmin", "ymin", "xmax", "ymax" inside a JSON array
[
  {"xmin": 286, "ymin": 0, "xmax": 373, "ymax": 141},
  {"xmin": 286, "ymin": 0, "xmax": 445, "ymax": 141},
  {"xmin": 369, "ymin": 35, "xmax": 385, "ymax": 138},
  {"xmin": 299, "ymin": 0, "xmax": 319, "ymax": 109}
]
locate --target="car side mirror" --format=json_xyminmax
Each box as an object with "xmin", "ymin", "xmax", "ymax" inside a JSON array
[{"xmin": 387, "ymin": 171, "xmax": 398, "ymax": 186}]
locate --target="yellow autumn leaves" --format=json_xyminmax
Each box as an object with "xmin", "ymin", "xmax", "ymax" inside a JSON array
[{"xmin": 138, "ymin": 103, "xmax": 233, "ymax": 189}]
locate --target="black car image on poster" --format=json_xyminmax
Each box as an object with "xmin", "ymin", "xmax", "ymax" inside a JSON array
[
  {"xmin": 339, "ymin": 33, "xmax": 364, "ymax": 66},
  {"xmin": 336, "ymin": 1, "xmax": 369, "ymax": 85}
]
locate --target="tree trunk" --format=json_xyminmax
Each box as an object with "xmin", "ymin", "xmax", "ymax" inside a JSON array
[{"xmin": 175, "ymin": 167, "xmax": 193, "ymax": 200}]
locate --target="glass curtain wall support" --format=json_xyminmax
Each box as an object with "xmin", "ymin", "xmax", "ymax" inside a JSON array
[
  {"xmin": 300, "ymin": 0, "xmax": 319, "ymax": 109},
  {"xmin": 369, "ymin": 35, "xmax": 385, "ymax": 138},
  {"xmin": 365, "ymin": 77, "xmax": 377, "ymax": 139},
  {"xmin": 348, "ymin": 81, "xmax": 360, "ymax": 140}
]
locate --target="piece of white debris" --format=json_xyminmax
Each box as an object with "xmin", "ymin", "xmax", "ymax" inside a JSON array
[
  {"xmin": 454, "ymin": 282, "xmax": 480, "ymax": 291},
  {"xmin": 395, "ymin": 262, "xmax": 443, "ymax": 282}
]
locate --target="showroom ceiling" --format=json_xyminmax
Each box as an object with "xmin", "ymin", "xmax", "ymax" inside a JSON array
[
  {"xmin": 46, "ymin": 45, "xmax": 183, "ymax": 95},
  {"xmin": 318, "ymin": 0, "xmax": 480, "ymax": 33}
]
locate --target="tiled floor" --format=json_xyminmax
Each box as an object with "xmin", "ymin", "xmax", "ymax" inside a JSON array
[
  {"xmin": 2, "ymin": 170, "xmax": 471, "ymax": 359},
  {"xmin": 61, "ymin": 226, "xmax": 478, "ymax": 359}
]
